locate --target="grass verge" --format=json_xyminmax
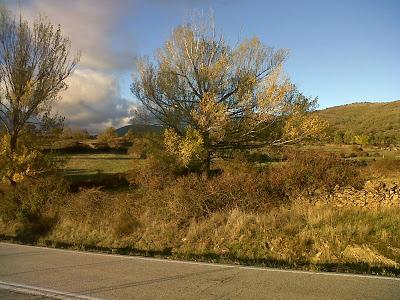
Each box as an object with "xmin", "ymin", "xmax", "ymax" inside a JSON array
[{"xmin": 1, "ymin": 191, "xmax": 399, "ymax": 277}]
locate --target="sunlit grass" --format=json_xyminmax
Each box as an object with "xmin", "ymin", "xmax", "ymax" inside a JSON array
[{"xmin": 62, "ymin": 153, "xmax": 137, "ymax": 176}]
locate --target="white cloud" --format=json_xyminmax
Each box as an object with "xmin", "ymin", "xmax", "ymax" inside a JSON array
[
  {"xmin": 4, "ymin": 0, "xmax": 137, "ymax": 132},
  {"xmin": 9, "ymin": 0, "xmax": 136, "ymax": 71},
  {"xmin": 55, "ymin": 69, "xmax": 133, "ymax": 133}
]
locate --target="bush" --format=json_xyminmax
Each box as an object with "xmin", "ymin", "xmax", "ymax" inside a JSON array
[
  {"xmin": 235, "ymin": 151, "xmax": 273, "ymax": 163},
  {"xmin": 97, "ymin": 127, "xmax": 117, "ymax": 144},
  {"xmin": 367, "ymin": 157, "xmax": 400, "ymax": 178},
  {"xmin": 128, "ymin": 133, "xmax": 164, "ymax": 159},
  {"xmin": 0, "ymin": 176, "xmax": 68, "ymax": 222},
  {"xmin": 60, "ymin": 128, "xmax": 90, "ymax": 140},
  {"xmin": 128, "ymin": 154, "xmax": 179, "ymax": 190},
  {"xmin": 272, "ymin": 150, "xmax": 365, "ymax": 195},
  {"xmin": 129, "ymin": 151, "xmax": 365, "ymax": 221},
  {"xmin": 0, "ymin": 177, "xmax": 69, "ymax": 238},
  {"xmin": 128, "ymin": 137, "xmax": 151, "ymax": 159}
]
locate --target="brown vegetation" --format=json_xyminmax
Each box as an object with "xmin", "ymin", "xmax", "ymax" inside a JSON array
[{"xmin": 2, "ymin": 149, "xmax": 399, "ymax": 275}]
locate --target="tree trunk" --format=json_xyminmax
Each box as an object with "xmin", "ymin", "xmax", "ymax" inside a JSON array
[
  {"xmin": 201, "ymin": 150, "xmax": 212, "ymax": 176},
  {"xmin": 9, "ymin": 133, "xmax": 18, "ymax": 187}
]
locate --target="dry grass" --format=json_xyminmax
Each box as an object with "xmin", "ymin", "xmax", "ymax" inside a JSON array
[
  {"xmin": 1, "ymin": 150, "xmax": 399, "ymax": 276},
  {"xmin": 2, "ymin": 186, "xmax": 398, "ymax": 275}
]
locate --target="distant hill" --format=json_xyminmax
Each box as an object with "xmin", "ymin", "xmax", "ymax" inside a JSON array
[
  {"xmin": 115, "ymin": 124, "xmax": 163, "ymax": 136},
  {"xmin": 316, "ymin": 100, "xmax": 400, "ymax": 145}
]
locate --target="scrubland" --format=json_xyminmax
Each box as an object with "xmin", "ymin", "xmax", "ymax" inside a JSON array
[{"xmin": 1, "ymin": 146, "xmax": 399, "ymax": 276}]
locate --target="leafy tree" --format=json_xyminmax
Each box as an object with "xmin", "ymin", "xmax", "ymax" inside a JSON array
[
  {"xmin": 132, "ymin": 18, "xmax": 324, "ymax": 172},
  {"xmin": 0, "ymin": 7, "xmax": 79, "ymax": 185}
]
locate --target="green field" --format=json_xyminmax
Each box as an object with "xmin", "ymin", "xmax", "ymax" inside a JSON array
[
  {"xmin": 60, "ymin": 145, "xmax": 400, "ymax": 178},
  {"xmin": 62, "ymin": 154, "xmax": 136, "ymax": 176}
]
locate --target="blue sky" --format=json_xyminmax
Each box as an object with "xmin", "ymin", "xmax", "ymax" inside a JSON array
[
  {"xmin": 6, "ymin": 0, "xmax": 400, "ymax": 130},
  {"xmin": 123, "ymin": 0, "xmax": 400, "ymax": 108}
]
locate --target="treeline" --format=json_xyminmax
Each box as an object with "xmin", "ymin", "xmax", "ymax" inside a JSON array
[{"xmin": 329, "ymin": 130, "xmax": 399, "ymax": 146}]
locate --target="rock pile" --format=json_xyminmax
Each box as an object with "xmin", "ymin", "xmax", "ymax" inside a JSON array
[{"xmin": 317, "ymin": 180, "xmax": 400, "ymax": 208}]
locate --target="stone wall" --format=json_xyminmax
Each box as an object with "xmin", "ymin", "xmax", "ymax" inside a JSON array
[{"xmin": 316, "ymin": 180, "xmax": 400, "ymax": 208}]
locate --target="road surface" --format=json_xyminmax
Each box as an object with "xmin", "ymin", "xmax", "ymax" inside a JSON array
[{"xmin": 0, "ymin": 242, "xmax": 399, "ymax": 299}]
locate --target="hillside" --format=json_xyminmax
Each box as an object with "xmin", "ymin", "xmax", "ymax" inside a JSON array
[
  {"xmin": 115, "ymin": 124, "xmax": 163, "ymax": 136},
  {"xmin": 316, "ymin": 100, "xmax": 400, "ymax": 145},
  {"xmin": 115, "ymin": 101, "xmax": 400, "ymax": 144}
]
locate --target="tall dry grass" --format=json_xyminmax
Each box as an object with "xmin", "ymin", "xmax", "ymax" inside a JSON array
[{"xmin": 37, "ymin": 189, "xmax": 400, "ymax": 273}]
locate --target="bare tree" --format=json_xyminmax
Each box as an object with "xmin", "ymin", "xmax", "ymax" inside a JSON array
[
  {"xmin": 132, "ymin": 17, "xmax": 324, "ymax": 172},
  {"xmin": 0, "ymin": 7, "xmax": 79, "ymax": 185}
]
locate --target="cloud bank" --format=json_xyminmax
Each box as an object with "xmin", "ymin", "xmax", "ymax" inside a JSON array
[{"xmin": 5, "ymin": 0, "xmax": 137, "ymax": 132}]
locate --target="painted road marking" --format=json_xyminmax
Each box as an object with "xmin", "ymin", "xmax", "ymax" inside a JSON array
[{"xmin": 0, "ymin": 280, "xmax": 105, "ymax": 300}]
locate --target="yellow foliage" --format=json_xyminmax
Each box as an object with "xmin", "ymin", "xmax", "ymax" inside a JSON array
[
  {"xmin": 164, "ymin": 128, "xmax": 205, "ymax": 166},
  {"xmin": 284, "ymin": 114, "xmax": 328, "ymax": 141},
  {"xmin": 0, "ymin": 134, "xmax": 43, "ymax": 183},
  {"xmin": 191, "ymin": 92, "xmax": 228, "ymax": 142}
]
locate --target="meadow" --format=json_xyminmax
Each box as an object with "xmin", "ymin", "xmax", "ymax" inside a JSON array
[{"xmin": 63, "ymin": 153, "xmax": 136, "ymax": 178}]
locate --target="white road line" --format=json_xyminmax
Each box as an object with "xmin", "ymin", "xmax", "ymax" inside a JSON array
[
  {"xmin": 0, "ymin": 280, "xmax": 105, "ymax": 300},
  {"xmin": 1, "ymin": 242, "xmax": 399, "ymax": 282}
]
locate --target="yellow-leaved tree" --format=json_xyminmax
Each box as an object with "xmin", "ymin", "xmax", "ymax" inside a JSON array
[
  {"xmin": 0, "ymin": 6, "xmax": 79, "ymax": 185},
  {"xmin": 131, "ymin": 16, "xmax": 325, "ymax": 173}
]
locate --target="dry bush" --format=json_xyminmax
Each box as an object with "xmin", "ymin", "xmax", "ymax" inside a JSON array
[
  {"xmin": 49, "ymin": 187, "xmax": 400, "ymax": 272},
  {"xmin": 178, "ymin": 201, "xmax": 400, "ymax": 270},
  {"xmin": 0, "ymin": 176, "xmax": 69, "ymax": 237},
  {"xmin": 129, "ymin": 151, "xmax": 365, "ymax": 222},
  {"xmin": 127, "ymin": 134, "xmax": 163, "ymax": 159},
  {"xmin": 0, "ymin": 176, "xmax": 68, "ymax": 222},
  {"xmin": 137, "ymin": 160, "xmax": 278, "ymax": 222},
  {"xmin": 1, "ymin": 161, "xmax": 397, "ymax": 274},
  {"xmin": 63, "ymin": 188, "xmax": 110, "ymax": 221},
  {"xmin": 271, "ymin": 150, "xmax": 365, "ymax": 196},
  {"xmin": 367, "ymin": 156, "xmax": 400, "ymax": 178},
  {"xmin": 128, "ymin": 155, "xmax": 178, "ymax": 190},
  {"xmin": 128, "ymin": 137, "xmax": 151, "ymax": 159},
  {"xmin": 97, "ymin": 127, "xmax": 118, "ymax": 144}
]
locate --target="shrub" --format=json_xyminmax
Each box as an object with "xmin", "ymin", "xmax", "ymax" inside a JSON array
[
  {"xmin": 367, "ymin": 157, "xmax": 400, "ymax": 178},
  {"xmin": 112, "ymin": 211, "xmax": 141, "ymax": 237},
  {"xmin": 97, "ymin": 127, "xmax": 117, "ymax": 144},
  {"xmin": 234, "ymin": 151, "xmax": 273, "ymax": 163},
  {"xmin": 128, "ymin": 137, "xmax": 152, "ymax": 159},
  {"xmin": 270, "ymin": 150, "xmax": 364, "ymax": 196},
  {"xmin": 60, "ymin": 128, "xmax": 90, "ymax": 140},
  {"xmin": 0, "ymin": 176, "xmax": 69, "ymax": 238},
  {"xmin": 131, "ymin": 151, "xmax": 365, "ymax": 221},
  {"xmin": 0, "ymin": 176, "xmax": 68, "ymax": 222},
  {"xmin": 128, "ymin": 155, "xmax": 179, "ymax": 190},
  {"xmin": 142, "ymin": 161, "xmax": 281, "ymax": 221}
]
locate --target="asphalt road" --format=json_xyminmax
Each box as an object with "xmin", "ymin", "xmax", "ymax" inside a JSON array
[{"xmin": 0, "ymin": 242, "xmax": 399, "ymax": 299}]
